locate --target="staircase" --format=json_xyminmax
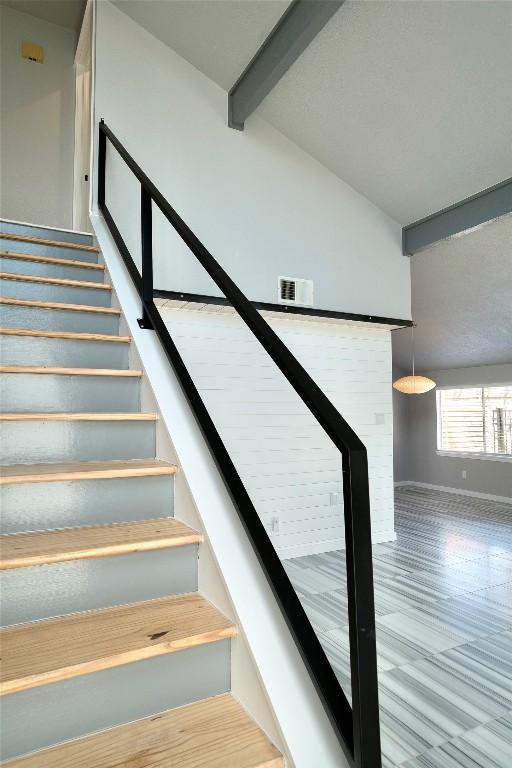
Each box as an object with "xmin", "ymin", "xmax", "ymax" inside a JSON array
[{"xmin": 0, "ymin": 222, "xmax": 284, "ymax": 767}]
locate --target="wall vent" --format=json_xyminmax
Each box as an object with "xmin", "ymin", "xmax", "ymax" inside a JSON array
[{"xmin": 278, "ymin": 277, "xmax": 314, "ymax": 307}]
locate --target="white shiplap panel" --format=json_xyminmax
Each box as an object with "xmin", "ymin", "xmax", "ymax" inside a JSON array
[{"xmin": 161, "ymin": 306, "xmax": 395, "ymax": 557}]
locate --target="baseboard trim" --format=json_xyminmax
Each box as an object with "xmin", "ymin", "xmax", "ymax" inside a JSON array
[
  {"xmin": 394, "ymin": 480, "xmax": 512, "ymax": 505},
  {"xmin": 278, "ymin": 529, "xmax": 397, "ymax": 560}
]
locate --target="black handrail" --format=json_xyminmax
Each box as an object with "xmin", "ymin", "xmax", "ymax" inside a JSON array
[{"xmin": 98, "ymin": 119, "xmax": 381, "ymax": 768}]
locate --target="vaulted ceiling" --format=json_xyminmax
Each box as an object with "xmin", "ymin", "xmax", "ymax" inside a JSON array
[
  {"xmin": 113, "ymin": 0, "xmax": 511, "ymax": 372},
  {"xmin": 114, "ymin": 0, "xmax": 512, "ymax": 226}
]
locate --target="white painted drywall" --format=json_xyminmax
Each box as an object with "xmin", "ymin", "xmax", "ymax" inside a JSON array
[
  {"xmin": 158, "ymin": 302, "xmax": 396, "ymax": 556},
  {"xmin": 92, "ymin": 0, "xmax": 411, "ymax": 320},
  {"xmin": 0, "ymin": 6, "xmax": 76, "ymax": 228}
]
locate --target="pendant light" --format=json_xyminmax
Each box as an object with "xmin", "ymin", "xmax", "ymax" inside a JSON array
[{"xmin": 393, "ymin": 325, "xmax": 436, "ymax": 395}]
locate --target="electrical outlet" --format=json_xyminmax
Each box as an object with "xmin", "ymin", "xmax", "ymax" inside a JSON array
[
  {"xmin": 330, "ymin": 492, "xmax": 343, "ymax": 506},
  {"xmin": 271, "ymin": 517, "xmax": 280, "ymax": 533},
  {"xmin": 462, "ymin": 470, "xmax": 467, "ymax": 479}
]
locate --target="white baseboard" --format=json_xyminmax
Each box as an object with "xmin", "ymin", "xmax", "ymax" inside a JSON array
[
  {"xmin": 279, "ymin": 529, "xmax": 397, "ymax": 560},
  {"xmin": 394, "ymin": 480, "xmax": 512, "ymax": 505}
]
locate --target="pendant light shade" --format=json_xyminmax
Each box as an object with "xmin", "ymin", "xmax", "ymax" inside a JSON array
[
  {"xmin": 392, "ymin": 375, "xmax": 436, "ymax": 394},
  {"xmin": 393, "ymin": 325, "xmax": 436, "ymax": 395}
]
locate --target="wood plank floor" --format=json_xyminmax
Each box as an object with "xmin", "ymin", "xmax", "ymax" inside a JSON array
[{"xmin": 284, "ymin": 486, "xmax": 512, "ymax": 768}]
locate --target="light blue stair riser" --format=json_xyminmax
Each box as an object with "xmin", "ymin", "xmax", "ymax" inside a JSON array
[
  {"xmin": 1, "ymin": 545, "xmax": 198, "ymax": 626},
  {"xmin": 0, "ymin": 237, "xmax": 98, "ymax": 263},
  {"xmin": 1, "ymin": 335, "xmax": 129, "ymax": 369},
  {"xmin": 0, "ymin": 304, "xmax": 120, "ymax": 335},
  {"xmin": 1, "ymin": 277, "xmax": 111, "ymax": 306},
  {"xmin": 0, "ymin": 256, "xmax": 105, "ymax": 283},
  {"xmin": 0, "ymin": 373, "xmax": 140, "ymax": 413},
  {"xmin": 0, "ymin": 420, "xmax": 156, "ymax": 464},
  {"xmin": 0, "ymin": 221, "xmax": 94, "ymax": 246},
  {"xmin": 0, "ymin": 641, "xmax": 231, "ymax": 761},
  {"xmin": 1, "ymin": 475, "xmax": 174, "ymax": 533}
]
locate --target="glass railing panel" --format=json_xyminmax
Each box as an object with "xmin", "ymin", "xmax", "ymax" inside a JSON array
[
  {"xmin": 155, "ymin": 276, "xmax": 353, "ymax": 705},
  {"xmin": 104, "ymin": 139, "xmax": 142, "ymax": 274}
]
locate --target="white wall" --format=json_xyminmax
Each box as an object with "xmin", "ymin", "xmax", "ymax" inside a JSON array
[
  {"xmin": 0, "ymin": 6, "xmax": 76, "ymax": 228},
  {"xmin": 93, "ymin": 0, "xmax": 411, "ymax": 320},
  {"xmin": 158, "ymin": 302, "xmax": 396, "ymax": 556}
]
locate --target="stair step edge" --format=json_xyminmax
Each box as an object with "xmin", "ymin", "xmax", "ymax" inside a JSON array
[
  {"xmin": 1, "ymin": 251, "xmax": 105, "ymax": 270},
  {"xmin": 0, "ymin": 233, "xmax": 99, "ymax": 253},
  {"xmin": 0, "ymin": 459, "xmax": 177, "ymax": 485},
  {"xmin": 0, "ymin": 413, "xmax": 157, "ymax": 421},
  {"xmin": 0, "ymin": 298, "xmax": 121, "ymax": 315},
  {"xmin": 0, "ymin": 594, "xmax": 237, "ymax": 695},
  {"xmin": 0, "ymin": 366, "xmax": 142, "ymax": 376},
  {"xmin": 0, "ymin": 518, "xmax": 202, "ymax": 570},
  {"xmin": 2, "ymin": 694, "xmax": 283, "ymax": 768},
  {"xmin": 0, "ymin": 272, "xmax": 111, "ymax": 290},
  {"xmin": 0, "ymin": 328, "xmax": 130, "ymax": 343}
]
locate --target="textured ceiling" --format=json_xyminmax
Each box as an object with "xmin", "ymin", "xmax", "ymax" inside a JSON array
[
  {"xmin": 393, "ymin": 216, "xmax": 512, "ymax": 373},
  {"xmin": 112, "ymin": 0, "xmax": 288, "ymax": 90},
  {"xmin": 115, "ymin": 0, "xmax": 512, "ymax": 225},
  {"xmin": 0, "ymin": 0, "xmax": 86, "ymax": 30},
  {"xmin": 258, "ymin": 0, "xmax": 512, "ymax": 225}
]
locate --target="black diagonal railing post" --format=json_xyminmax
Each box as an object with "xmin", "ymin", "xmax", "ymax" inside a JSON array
[
  {"xmin": 138, "ymin": 185, "xmax": 154, "ymax": 329},
  {"xmin": 343, "ymin": 449, "xmax": 381, "ymax": 768}
]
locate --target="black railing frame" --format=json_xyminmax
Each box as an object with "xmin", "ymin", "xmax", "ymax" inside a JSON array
[{"xmin": 98, "ymin": 119, "xmax": 382, "ymax": 768}]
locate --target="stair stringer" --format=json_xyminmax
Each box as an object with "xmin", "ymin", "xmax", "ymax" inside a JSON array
[{"xmin": 92, "ymin": 213, "xmax": 351, "ymax": 768}]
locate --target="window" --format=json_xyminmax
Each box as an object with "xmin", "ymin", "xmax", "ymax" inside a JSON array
[{"xmin": 437, "ymin": 385, "xmax": 512, "ymax": 459}]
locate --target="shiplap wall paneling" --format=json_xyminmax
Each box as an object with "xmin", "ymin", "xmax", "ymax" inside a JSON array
[{"xmin": 160, "ymin": 306, "xmax": 394, "ymax": 558}]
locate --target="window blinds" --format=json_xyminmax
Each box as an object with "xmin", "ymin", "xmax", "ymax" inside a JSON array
[{"xmin": 437, "ymin": 385, "xmax": 512, "ymax": 455}]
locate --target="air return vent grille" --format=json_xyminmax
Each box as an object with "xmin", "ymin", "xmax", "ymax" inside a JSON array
[{"xmin": 278, "ymin": 277, "xmax": 314, "ymax": 307}]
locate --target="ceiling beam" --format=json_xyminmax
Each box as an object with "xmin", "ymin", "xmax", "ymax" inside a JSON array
[
  {"xmin": 402, "ymin": 177, "xmax": 512, "ymax": 255},
  {"xmin": 228, "ymin": 0, "xmax": 344, "ymax": 130}
]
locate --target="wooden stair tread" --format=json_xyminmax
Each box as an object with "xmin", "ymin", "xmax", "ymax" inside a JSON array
[
  {"xmin": 1, "ymin": 251, "xmax": 104, "ymax": 270},
  {"xmin": 0, "ymin": 459, "xmax": 177, "ymax": 485},
  {"xmin": 0, "ymin": 594, "xmax": 237, "ymax": 695},
  {"xmin": 0, "ymin": 327, "xmax": 130, "ymax": 343},
  {"xmin": 0, "ymin": 297, "xmax": 120, "ymax": 315},
  {"xmin": 0, "ymin": 232, "xmax": 99, "ymax": 253},
  {"xmin": 0, "ymin": 272, "xmax": 111, "ymax": 290},
  {"xmin": 0, "ymin": 412, "xmax": 157, "ymax": 421},
  {"xmin": 0, "ymin": 518, "xmax": 202, "ymax": 570},
  {"xmin": 0, "ymin": 365, "xmax": 142, "ymax": 376},
  {"xmin": 3, "ymin": 694, "xmax": 284, "ymax": 768}
]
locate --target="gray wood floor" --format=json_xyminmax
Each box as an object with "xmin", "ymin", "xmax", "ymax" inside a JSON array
[{"xmin": 284, "ymin": 485, "xmax": 512, "ymax": 767}]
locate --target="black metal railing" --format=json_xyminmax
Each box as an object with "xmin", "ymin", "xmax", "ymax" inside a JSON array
[{"xmin": 98, "ymin": 119, "xmax": 381, "ymax": 768}]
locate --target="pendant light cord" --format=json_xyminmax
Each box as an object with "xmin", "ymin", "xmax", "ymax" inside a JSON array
[{"xmin": 412, "ymin": 325, "xmax": 415, "ymax": 377}]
